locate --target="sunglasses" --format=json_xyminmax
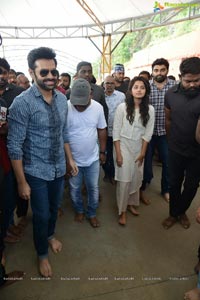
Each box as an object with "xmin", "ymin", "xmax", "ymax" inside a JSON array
[{"xmin": 39, "ymin": 69, "xmax": 58, "ymax": 77}]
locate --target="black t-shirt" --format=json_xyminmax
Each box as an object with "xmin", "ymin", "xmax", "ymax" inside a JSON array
[
  {"xmin": 165, "ymin": 84, "xmax": 200, "ymax": 157},
  {"xmin": 0, "ymin": 84, "xmax": 24, "ymax": 108},
  {"xmin": 115, "ymin": 81, "xmax": 129, "ymax": 95}
]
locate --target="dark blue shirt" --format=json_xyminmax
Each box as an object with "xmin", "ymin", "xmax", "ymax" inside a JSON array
[{"xmin": 7, "ymin": 84, "xmax": 68, "ymax": 180}]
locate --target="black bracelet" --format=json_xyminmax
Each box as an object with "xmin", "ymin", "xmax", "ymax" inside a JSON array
[{"xmin": 100, "ymin": 151, "xmax": 106, "ymax": 155}]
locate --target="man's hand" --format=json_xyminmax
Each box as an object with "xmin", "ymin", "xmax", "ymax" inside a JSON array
[
  {"xmin": 99, "ymin": 153, "xmax": 106, "ymax": 165},
  {"xmin": 68, "ymin": 159, "xmax": 79, "ymax": 176},
  {"xmin": 18, "ymin": 181, "xmax": 31, "ymax": 201}
]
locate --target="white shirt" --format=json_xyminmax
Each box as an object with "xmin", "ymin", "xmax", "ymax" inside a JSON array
[
  {"xmin": 113, "ymin": 103, "xmax": 155, "ymax": 142},
  {"xmin": 105, "ymin": 90, "xmax": 125, "ymax": 136},
  {"xmin": 67, "ymin": 100, "xmax": 107, "ymax": 167}
]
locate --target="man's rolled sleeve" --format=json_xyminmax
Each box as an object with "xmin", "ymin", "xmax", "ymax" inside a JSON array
[{"xmin": 7, "ymin": 97, "xmax": 30, "ymax": 160}]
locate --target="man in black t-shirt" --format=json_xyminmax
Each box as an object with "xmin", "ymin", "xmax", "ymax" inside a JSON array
[
  {"xmin": 0, "ymin": 58, "xmax": 26, "ymax": 241},
  {"xmin": 0, "ymin": 97, "xmax": 24, "ymax": 287},
  {"xmin": 112, "ymin": 63, "xmax": 129, "ymax": 95},
  {"xmin": 162, "ymin": 57, "xmax": 200, "ymax": 230}
]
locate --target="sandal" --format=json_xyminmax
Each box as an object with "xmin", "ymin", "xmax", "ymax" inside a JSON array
[
  {"xmin": 88, "ymin": 217, "xmax": 100, "ymax": 228},
  {"xmin": 179, "ymin": 214, "xmax": 190, "ymax": 229},
  {"xmin": 0, "ymin": 271, "xmax": 24, "ymax": 289},
  {"xmin": 162, "ymin": 216, "xmax": 177, "ymax": 229}
]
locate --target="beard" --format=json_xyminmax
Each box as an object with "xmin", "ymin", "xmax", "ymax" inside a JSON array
[
  {"xmin": 34, "ymin": 73, "xmax": 57, "ymax": 91},
  {"xmin": 154, "ymin": 75, "xmax": 167, "ymax": 83},
  {"xmin": 179, "ymin": 84, "xmax": 200, "ymax": 98},
  {"xmin": 0, "ymin": 78, "xmax": 8, "ymax": 89}
]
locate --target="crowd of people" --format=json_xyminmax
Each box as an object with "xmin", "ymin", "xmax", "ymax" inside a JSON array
[{"xmin": 0, "ymin": 47, "xmax": 200, "ymax": 299}]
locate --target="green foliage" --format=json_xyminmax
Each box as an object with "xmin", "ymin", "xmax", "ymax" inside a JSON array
[{"xmin": 111, "ymin": 18, "xmax": 200, "ymax": 67}]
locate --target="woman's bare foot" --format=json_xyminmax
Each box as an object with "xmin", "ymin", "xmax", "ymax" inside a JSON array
[
  {"xmin": 48, "ymin": 238, "xmax": 62, "ymax": 254},
  {"xmin": 38, "ymin": 258, "xmax": 52, "ymax": 278},
  {"xmin": 127, "ymin": 205, "xmax": 139, "ymax": 216},
  {"xmin": 118, "ymin": 212, "xmax": 126, "ymax": 225},
  {"xmin": 184, "ymin": 288, "xmax": 200, "ymax": 300}
]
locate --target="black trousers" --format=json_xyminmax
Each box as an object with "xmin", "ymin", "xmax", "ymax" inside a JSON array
[
  {"xmin": 102, "ymin": 136, "xmax": 115, "ymax": 179},
  {"xmin": 0, "ymin": 166, "xmax": 6, "ymax": 286},
  {"xmin": 169, "ymin": 149, "xmax": 200, "ymax": 217},
  {"xmin": 16, "ymin": 195, "xmax": 28, "ymax": 218}
]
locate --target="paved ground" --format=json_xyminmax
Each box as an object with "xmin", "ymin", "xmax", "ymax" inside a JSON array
[{"xmin": 1, "ymin": 164, "xmax": 200, "ymax": 300}]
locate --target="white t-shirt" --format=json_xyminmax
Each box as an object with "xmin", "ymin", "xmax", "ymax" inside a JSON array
[{"xmin": 67, "ymin": 100, "xmax": 107, "ymax": 167}]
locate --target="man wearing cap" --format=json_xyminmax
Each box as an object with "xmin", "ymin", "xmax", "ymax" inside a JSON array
[
  {"xmin": 66, "ymin": 78, "xmax": 107, "ymax": 228},
  {"xmin": 113, "ymin": 63, "xmax": 129, "ymax": 94},
  {"xmin": 75, "ymin": 61, "xmax": 108, "ymax": 123}
]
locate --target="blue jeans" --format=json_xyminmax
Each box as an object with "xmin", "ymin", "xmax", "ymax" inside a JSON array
[
  {"xmin": 142, "ymin": 135, "xmax": 169, "ymax": 194},
  {"xmin": 69, "ymin": 160, "xmax": 99, "ymax": 218},
  {"xmin": 25, "ymin": 174, "xmax": 64, "ymax": 258}
]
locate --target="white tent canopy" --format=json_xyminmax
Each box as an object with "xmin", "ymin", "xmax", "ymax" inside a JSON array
[
  {"xmin": 0, "ymin": 0, "xmax": 199, "ymax": 76},
  {"xmin": 0, "ymin": 0, "xmax": 172, "ymax": 27}
]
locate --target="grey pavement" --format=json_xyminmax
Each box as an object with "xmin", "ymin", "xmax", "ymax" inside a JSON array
[{"xmin": 1, "ymin": 164, "xmax": 200, "ymax": 300}]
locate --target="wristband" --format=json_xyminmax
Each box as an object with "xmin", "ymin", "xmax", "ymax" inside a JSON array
[{"xmin": 100, "ymin": 151, "xmax": 106, "ymax": 155}]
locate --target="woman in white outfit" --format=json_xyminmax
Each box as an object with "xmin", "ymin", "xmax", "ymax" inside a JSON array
[{"xmin": 113, "ymin": 76, "xmax": 155, "ymax": 225}]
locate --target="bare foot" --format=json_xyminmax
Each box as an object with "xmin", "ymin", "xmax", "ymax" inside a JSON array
[
  {"xmin": 184, "ymin": 288, "xmax": 200, "ymax": 300},
  {"xmin": 74, "ymin": 213, "xmax": 84, "ymax": 223},
  {"xmin": 118, "ymin": 212, "xmax": 126, "ymax": 225},
  {"xmin": 57, "ymin": 208, "xmax": 64, "ymax": 217},
  {"xmin": 48, "ymin": 238, "xmax": 62, "ymax": 254},
  {"xmin": 140, "ymin": 190, "xmax": 151, "ymax": 205},
  {"xmin": 127, "ymin": 205, "xmax": 139, "ymax": 216},
  {"xmin": 0, "ymin": 271, "xmax": 24, "ymax": 289},
  {"xmin": 38, "ymin": 258, "xmax": 52, "ymax": 278}
]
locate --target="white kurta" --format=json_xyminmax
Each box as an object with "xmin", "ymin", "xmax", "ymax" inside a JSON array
[{"xmin": 113, "ymin": 103, "xmax": 155, "ymax": 214}]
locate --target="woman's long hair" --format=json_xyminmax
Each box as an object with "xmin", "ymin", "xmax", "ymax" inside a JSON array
[{"xmin": 126, "ymin": 76, "xmax": 150, "ymax": 127}]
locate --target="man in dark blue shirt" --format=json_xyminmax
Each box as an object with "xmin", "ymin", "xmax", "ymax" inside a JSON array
[{"xmin": 7, "ymin": 47, "xmax": 78, "ymax": 278}]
